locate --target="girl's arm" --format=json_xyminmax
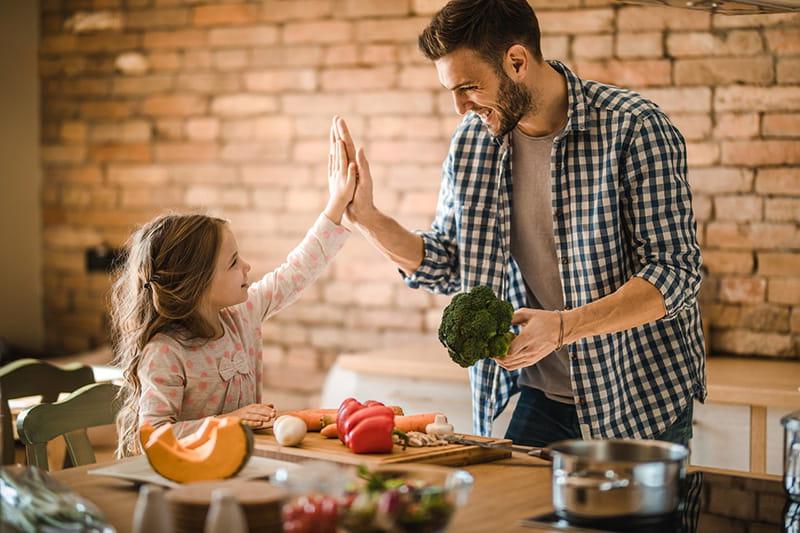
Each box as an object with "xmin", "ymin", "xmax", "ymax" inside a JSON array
[{"xmin": 137, "ymin": 343, "xmax": 205, "ymax": 438}]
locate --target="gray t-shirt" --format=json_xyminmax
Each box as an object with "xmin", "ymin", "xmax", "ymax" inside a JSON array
[{"xmin": 510, "ymin": 124, "xmax": 574, "ymax": 404}]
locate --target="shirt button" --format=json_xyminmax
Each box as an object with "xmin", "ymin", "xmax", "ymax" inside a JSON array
[
  {"xmin": 561, "ymin": 257, "xmax": 569, "ymax": 265},
  {"xmin": 564, "ymin": 305, "xmax": 572, "ymax": 310},
  {"xmin": 577, "ymin": 398, "xmax": 586, "ymax": 405},
  {"xmin": 554, "ymin": 209, "xmax": 562, "ymax": 218}
]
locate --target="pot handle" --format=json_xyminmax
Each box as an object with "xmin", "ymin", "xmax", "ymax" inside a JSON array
[{"xmin": 561, "ymin": 471, "xmax": 631, "ymax": 492}]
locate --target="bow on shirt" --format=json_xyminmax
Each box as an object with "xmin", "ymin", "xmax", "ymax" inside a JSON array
[{"xmin": 219, "ymin": 351, "xmax": 249, "ymax": 381}]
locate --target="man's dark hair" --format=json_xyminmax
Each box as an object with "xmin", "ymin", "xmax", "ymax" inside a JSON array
[{"xmin": 418, "ymin": 0, "xmax": 543, "ymax": 71}]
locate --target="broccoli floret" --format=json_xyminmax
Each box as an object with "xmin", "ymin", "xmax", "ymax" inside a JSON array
[{"xmin": 438, "ymin": 285, "xmax": 515, "ymax": 368}]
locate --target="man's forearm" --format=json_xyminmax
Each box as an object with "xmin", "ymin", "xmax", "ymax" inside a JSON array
[
  {"xmin": 562, "ymin": 277, "xmax": 666, "ymax": 345},
  {"xmin": 353, "ymin": 208, "xmax": 425, "ymax": 275}
]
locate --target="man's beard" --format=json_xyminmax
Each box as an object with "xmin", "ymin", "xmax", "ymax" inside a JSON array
[{"xmin": 490, "ymin": 71, "xmax": 536, "ymax": 137}]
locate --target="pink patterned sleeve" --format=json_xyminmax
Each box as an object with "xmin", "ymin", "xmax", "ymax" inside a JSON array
[
  {"xmin": 137, "ymin": 340, "xmax": 204, "ymax": 438},
  {"xmin": 244, "ymin": 213, "xmax": 349, "ymax": 322}
]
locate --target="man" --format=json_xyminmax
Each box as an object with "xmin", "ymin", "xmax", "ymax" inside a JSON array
[{"xmin": 336, "ymin": 0, "xmax": 705, "ymax": 447}]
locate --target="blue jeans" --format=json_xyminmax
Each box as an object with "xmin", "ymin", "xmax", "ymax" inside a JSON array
[{"xmin": 504, "ymin": 386, "xmax": 694, "ymax": 447}]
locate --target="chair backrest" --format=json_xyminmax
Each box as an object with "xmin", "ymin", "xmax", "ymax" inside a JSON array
[
  {"xmin": 0, "ymin": 358, "xmax": 95, "ymax": 464},
  {"xmin": 16, "ymin": 382, "xmax": 121, "ymax": 471}
]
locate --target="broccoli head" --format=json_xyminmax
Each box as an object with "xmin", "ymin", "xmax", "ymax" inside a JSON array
[{"xmin": 438, "ymin": 285, "xmax": 516, "ymax": 368}]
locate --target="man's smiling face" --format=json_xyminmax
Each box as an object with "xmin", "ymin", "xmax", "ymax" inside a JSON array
[{"xmin": 435, "ymin": 47, "xmax": 535, "ymax": 137}]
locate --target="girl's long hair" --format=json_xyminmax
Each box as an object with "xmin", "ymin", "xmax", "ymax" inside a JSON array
[{"xmin": 110, "ymin": 213, "xmax": 226, "ymax": 457}]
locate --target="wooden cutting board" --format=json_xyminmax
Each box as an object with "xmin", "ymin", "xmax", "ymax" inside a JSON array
[{"xmin": 252, "ymin": 431, "xmax": 511, "ymax": 466}]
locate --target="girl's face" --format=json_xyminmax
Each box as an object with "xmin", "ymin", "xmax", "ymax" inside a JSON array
[{"xmin": 204, "ymin": 225, "xmax": 251, "ymax": 310}]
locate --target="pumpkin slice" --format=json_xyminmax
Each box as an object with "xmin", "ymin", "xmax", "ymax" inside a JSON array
[
  {"xmin": 178, "ymin": 417, "xmax": 220, "ymax": 450},
  {"xmin": 140, "ymin": 416, "xmax": 253, "ymax": 483}
]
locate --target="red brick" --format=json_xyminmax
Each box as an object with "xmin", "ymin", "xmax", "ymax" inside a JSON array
[
  {"xmin": 712, "ymin": 329, "xmax": 794, "ymax": 357},
  {"xmin": 183, "ymin": 50, "xmax": 212, "ymax": 69},
  {"xmin": 712, "ymin": 12, "xmax": 800, "ymax": 29},
  {"xmin": 222, "ymin": 141, "xmax": 290, "ymax": 162},
  {"xmin": 572, "ymin": 34, "xmax": 613, "ymax": 60},
  {"xmin": 618, "ymin": 6, "xmax": 710, "ymax": 31},
  {"xmin": 368, "ymin": 140, "xmax": 447, "ymax": 164},
  {"xmin": 675, "ymin": 57, "xmax": 773, "ymax": 86},
  {"xmin": 686, "ymin": 142, "xmax": 720, "ymax": 167},
  {"xmin": 211, "ymin": 94, "xmax": 278, "ymax": 116},
  {"xmin": 89, "ymin": 143, "xmax": 151, "ymax": 163},
  {"xmin": 702, "ymin": 250, "xmax": 754, "ymax": 274},
  {"xmin": 713, "ymin": 113, "xmax": 760, "ymax": 139},
  {"xmin": 755, "ymin": 168, "xmax": 800, "ymax": 195},
  {"xmin": 716, "ymin": 86, "xmax": 800, "ymax": 112},
  {"xmin": 168, "ymin": 164, "xmax": 237, "ymax": 184},
  {"xmin": 324, "ymin": 44, "xmax": 359, "ymax": 66},
  {"xmin": 411, "ymin": 0, "xmax": 446, "ymax": 15},
  {"xmin": 209, "ymin": 26, "xmax": 278, "ymax": 47},
  {"xmin": 715, "ymin": 195, "xmax": 763, "ymax": 222},
  {"xmin": 75, "ymin": 34, "xmax": 139, "ymax": 53},
  {"xmin": 60, "ymin": 121, "xmax": 87, "ymax": 143},
  {"xmin": 261, "ymin": 1, "xmax": 333, "ymax": 22},
  {"xmin": 192, "ymin": 4, "xmax": 258, "ymax": 26},
  {"xmin": 639, "ymin": 87, "xmax": 711, "ymax": 113},
  {"xmin": 41, "ymin": 34, "xmax": 77, "ymax": 54},
  {"xmin": 144, "ymin": 30, "xmax": 207, "ymax": 49},
  {"xmin": 283, "ymin": 20, "xmax": 351, "ymax": 44},
  {"xmin": 339, "ymin": 0, "xmax": 409, "ymax": 17},
  {"xmin": 759, "ymin": 253, "xmax": 800, "ymax": 276},
  {"xmin": 707, "ymin": 223, "xmax": 798, "ymax": 250},
  {"xmin": 185, "ymin": 118, "xmax": 219, "ymax": 141},
  {"xmin": 282, "ymin": 94, "xmax": 353, "ymax": 114},
  {"xmin": 241, "ymin": 164, "xmax": 312, "ymax": 186},
  {"xmin": 47, "ymin": 78, "xmax": 109, "ymax": 97},
  {"xmin": 367, "ymin": 116, "xmax": 443, "ymax": 139},
  {"xmin": 142, "ymin": 94, "xmax": 206, "ymax": 116},
  {"xmin": 538, "ymin": 9, "xmax": 614, "ymax": 34},
  {"xmin": 693, "ymin": 194, "xmax": 712, "ymax": 221},
  {"xmin": 740, "ymin": 304, "xmax": 792, "ymax": 333},
  {"xmin": 360, "ymin": 44, "xmax": 397, "ymax": 64},
  {"xmin": 722, "ymin": 140, "xmax": 800, "ymax": 166},
  {"xmin": 111, "ymin": 75, "xmax": 173, "ymax": 95},
  {"xmin": 321, "ymin": 66, "xmax": 396, "ymax": 90},
  {"xmin": 670, "ymin": 114, "xmax": 711, "ymax": 141},
  {"xmin": 176, "ymin": 73, "xmax": 241, "ymax": 94},
  {"xmin": 354, "ymin": 17, "xmax": 429, "ymax": 42},
  {"xmin": 765, "ymin": 27, "xmax": 800, "ymax": 55},
  {"xmin": 666, "ymin": 30, "xmax": 763, "ymax": 57},
  {"xmin": 252, "ymin": 45, "xmax": 324, "ymax": 68},
  {"xmin": 355, "ymin": 91, "xmax": 434, "ymax": 114},
  {"xmin": 574, "ymin": 60, "xmax": 672, "ymax": 87},
  {"xmin": 763, "ymin": 113, "xmax": 800, "ymax": 137},
  {"xmin": 213, "ymin": 49, "xmax": 248, "ymax": 71},
  {"xmin": 765, "ymin": 198, "xmax": 800, "ymax": 222},
  {"xmin": 769, "ymin": 279, "xmax": 800, "ymax": 305},
  {"xmin": 154, "ymin": 119, "xmax": 183, "ymax": 141},
  {"xmin": 90, "ymin": 121, "xmax": 151, "ymax": 143},
  {"xmin": 107, "ymin": 165, "xmax": 169, "ymax": 185},
  {"xmin": 541, "ymin": 36, "xmax": 570, "ymax": 59},
  {"xmin": 245, "ymin": 69, "xmax": 317, "ymax": 92},
  {"xmin": 155, "ymin": 142, "xmax": 219, "ymax": 162},
  {"xmin": 125, "ymin": 8, "xmax": 189, "ymax": 29},
  {"xmin": 778, "ymin": 58, "xmax": 800, "ymax": 84},
  {"xmin": 80, "ymin": 100, "xmax": 135, "ymax": 119},
  {"xmin": 48, "ymin": 166, "xmax": 103, "ymax": 184},
  {"xmin": 41, "ymin": 145, "xmax": 87, "ymax": 165},
  {"xmin": 615, "ymin": 32, "xmax": 663, "ymax": 59},
  {"xmin": 120, "ymin": 186, "xmax": 182, "ymax": 208},
  {"xmin": 285, "ymin": 188, "xmax": 326, "ymax": 212},
  {"xmin": 720, "ymin": 276, "xmax": 766, "ymax": 304}
]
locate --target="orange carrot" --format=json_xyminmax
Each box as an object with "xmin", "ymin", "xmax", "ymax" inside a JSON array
[
  {"xmin": 393, "ymin": 413, "xmax": 440, "ymax": 433},
  {"xmin": 286, "ymin": 405, "xmax": 404, "ymax": 431},
  {"xmin": 320, "ymin": 423, "xmax": 339, "ymax": 439}
]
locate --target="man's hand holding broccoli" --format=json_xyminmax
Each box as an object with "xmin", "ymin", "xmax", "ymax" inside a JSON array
[{"xmin": 437, "ymin": 285, "xmax": 517, "ymax": 368}]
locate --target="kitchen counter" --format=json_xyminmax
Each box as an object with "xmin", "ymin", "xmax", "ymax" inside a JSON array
[
  {"xmin": 334, "ymin": 339, "xmax": 800, "ymax": 408},
  {"xmin": 47, "ymin": 444, "xmax": 790, "ymax": 532}
]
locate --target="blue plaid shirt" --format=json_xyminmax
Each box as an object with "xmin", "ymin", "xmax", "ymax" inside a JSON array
[{"xmin": 405, "ymin": 61, "xmax": 706, "ymax": 439}]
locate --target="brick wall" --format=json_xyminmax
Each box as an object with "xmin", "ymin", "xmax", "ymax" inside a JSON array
[{"xmin": 39, "ymin": 0, "xmax": 799, "ymax": 408}]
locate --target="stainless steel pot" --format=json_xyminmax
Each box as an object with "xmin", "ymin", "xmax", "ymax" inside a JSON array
[
  {"xmin": 549, "ymin": 439, "xmax": 689, "ymax": 522},
  {"xmin": 782, "ymin": 410, "xmax": 800, "ymax": 501}
]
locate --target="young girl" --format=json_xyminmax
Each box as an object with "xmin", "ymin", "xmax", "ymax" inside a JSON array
[{"xmin": 111, "ymin": 120, "xmax": 356, "ymax": 457}]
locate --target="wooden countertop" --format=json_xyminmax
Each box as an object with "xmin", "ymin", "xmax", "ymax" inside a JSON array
[{"xmin": 336, "ymin": 339, "xmax": 800, "ymax": 408}]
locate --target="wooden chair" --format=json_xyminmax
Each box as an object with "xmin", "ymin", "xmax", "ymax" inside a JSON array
[
  {"xmin": 0, "ymin": 358, "xmax": 95, "ymax": 464},
  {"xmin": 16, "ymin": 382, "xmax": 121, "ymax": 471}
]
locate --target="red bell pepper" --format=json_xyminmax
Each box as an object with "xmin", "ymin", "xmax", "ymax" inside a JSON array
[{"xmin": 336, "ymin": 398, "xmax": 396, "ymax": 454}]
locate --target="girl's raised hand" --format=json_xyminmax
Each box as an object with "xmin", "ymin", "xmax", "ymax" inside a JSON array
[{"xmin": 323, "ymin": 117, "xmax": 357, "ymax": 225}]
